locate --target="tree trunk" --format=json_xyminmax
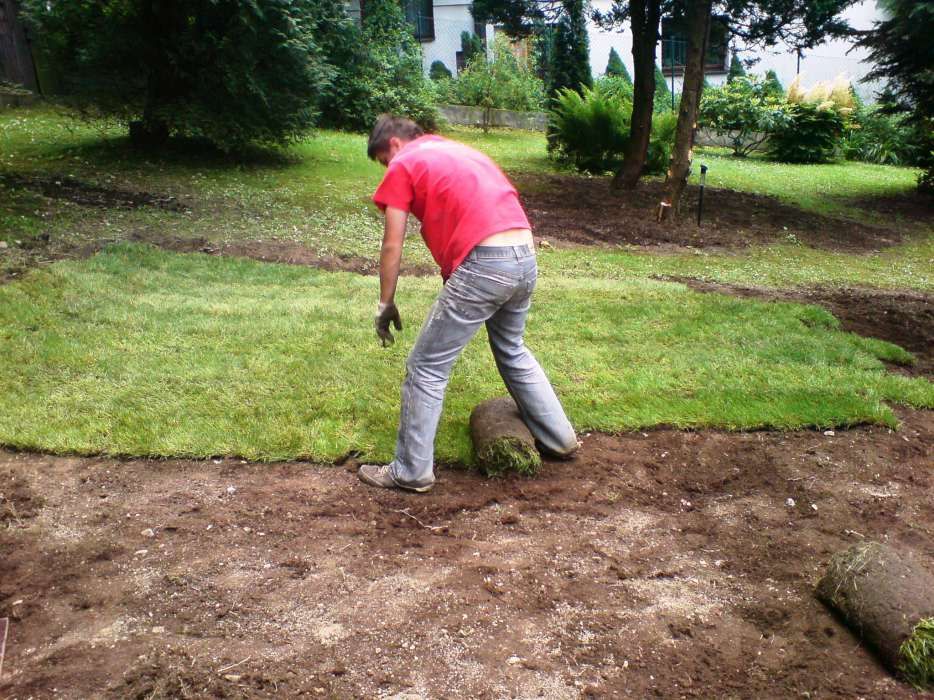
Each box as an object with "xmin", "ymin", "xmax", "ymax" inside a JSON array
[
  {"xmin": 611, "ymin": 0, "xmax": 660, "ymax": 190},
  {"xmin": 129, "ymin": 71, "xmax": 169, "ymax": 149},
  {"xmin": 0, "ymin": 0, "xmax": 39, "ymax": 92},
  {"xmin": 657, "ymin": 0, "xmax": 711, "ymax": 221}
]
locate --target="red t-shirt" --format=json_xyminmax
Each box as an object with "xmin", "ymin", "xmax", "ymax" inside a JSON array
[{"xmin": 372, "ymin": 135, "xmax": 531, "ymax": 279}]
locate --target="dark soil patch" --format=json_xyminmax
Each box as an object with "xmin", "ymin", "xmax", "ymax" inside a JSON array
[
  {"xmin": 140, "ymin": 234, "xmax": 436, "ymax": 277},
  {"xmin": 2, "ymin": 409, "xmax": 931, "ymax": 698},
  {"xmin": 0, "ymin": 174, "xmax": 189, "ymax": 212},
  {"xmin": 0, "ymin": 468, "xmax": 43, "ymax": 526},
  {"xmin": 844, "ymin": 191, "xmax": 934, "ymax": 226},
  {"xmin": 518, "ymin": 174, "xmax": 924, "ymax": 253},
  {"xmin": 670, "ymin": 279, "xmax": 934, "ymax": 377}
]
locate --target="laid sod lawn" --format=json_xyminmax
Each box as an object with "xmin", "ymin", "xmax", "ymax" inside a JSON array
[{"xmin": 1, "ymin": 243, "xmax": 930, "ymax": 463}]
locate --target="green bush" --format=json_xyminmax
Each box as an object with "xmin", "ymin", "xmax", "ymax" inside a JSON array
[
  {"xmin": 593, "ymin": 74, "xmax": 634, "ymax": 102},
  {"xmin": 429, "ymin": 60, "xmax": 453, "ymax": 81},
  {"xmin": 700, "ymin": 76, "xmax": 783, "ymax": 156},
  {"xmin": 765, "ymin": 76, "xmax": 854, "ymax": 164},
  {"xmin": 767, "ymin": 102, "xmax": 846, "ymax": 163},
  {"xmin": 549, "ymin": 83, "xmax": 676, "ymax": 174},
  {"xmin": 317, "ymin": 0, "xmax": 437, "ymax": 131},
  {"xmin": 646, "ymin": 110, "xmax": 678, "ymax": 174},
  {"xmin": 22, "ymin": 0, "xmax": 337, "ymax": 150},
  {"xmin": 445, "ymin": 34, "xmax": 546, "ymax": 113},
  {"xmin": 550, "ymin": 85, "xmax": 631, "ymax": 172},
  {"xmin": 843, "ymin": 104, "xmax": 921, "ymax": 166}
]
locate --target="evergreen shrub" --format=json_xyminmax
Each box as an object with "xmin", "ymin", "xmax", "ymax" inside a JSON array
[
  {"xmin": 550, "ymin": 83, "xmax": 676, "ymax": 174},
  {"xmin": 22, "ymin": 0, "xmax": 338, "ymax": 150},
  {"xmin": 843, "ymin": 104, "xmax": 922, "ymax": 166},
  {"xmin": 430, "ymin": 61, "xmax": 453, "ymax": 81}
]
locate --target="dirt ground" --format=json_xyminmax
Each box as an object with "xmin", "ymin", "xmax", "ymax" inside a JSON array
[
  {"xmin": 517, "ymin": 175, "xmax": 929, "ymax": 252},
  {"xmin": 1, "ymin": 408, "xmax": 931, "ymax": 699},
  {"xmin": 2, "ymin": 173, "xmax": 933, "ymax": 698}
]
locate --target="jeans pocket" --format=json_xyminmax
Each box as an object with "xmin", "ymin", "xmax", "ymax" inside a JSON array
[{"xmin": 464, "ymin": 259, "xmax": 522, "ymax": 289}]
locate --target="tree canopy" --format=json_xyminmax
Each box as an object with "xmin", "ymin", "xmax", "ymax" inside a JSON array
[
  {"xmin": 857, "ymin": 0, "xmax": 934, "ymax": 192},
  {"xmin": 22, "ymin": 0, "xmax": 335, "ymax": 149}
]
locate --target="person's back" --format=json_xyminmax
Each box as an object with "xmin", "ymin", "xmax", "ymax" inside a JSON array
[{"xmin": 374, "ymin": 134, "xmax": 531, "ymax": 279}]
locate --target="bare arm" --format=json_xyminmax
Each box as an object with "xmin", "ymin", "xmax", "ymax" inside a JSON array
[{"xmin": 379, "ymin": 206, "xmax": 408, "ymax": 305}]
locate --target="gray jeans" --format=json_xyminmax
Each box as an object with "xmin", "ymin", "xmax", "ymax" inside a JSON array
[{"xmin": 389, "ymin": 244, "xmax": 578, "ymax": 488}]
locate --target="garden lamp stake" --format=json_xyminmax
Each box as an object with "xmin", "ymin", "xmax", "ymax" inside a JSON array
[{"xmin": 697, "ymin": 164, "xmax": 708, "ymax": 226}]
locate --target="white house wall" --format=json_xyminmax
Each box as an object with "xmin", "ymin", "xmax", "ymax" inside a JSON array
[
  {"xmin": 419, "ymin": 3, "xmax": 493, "ymax": 76},
  {"xmin": 587, "ymin": 0, "xmax": 883, "ymax": 100}
]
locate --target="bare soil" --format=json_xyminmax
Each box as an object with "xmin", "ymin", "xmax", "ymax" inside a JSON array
[
  {"xmin": 1, "ymin": 409, "xmax": 931, "ymax": 699},
  {"xmin": 0, "ymin": 174, "xmax": 189, "ymax": 212},
  {"xmin": 2, "ymin": 171, "xmax": 932, "ymax": 698},
  {"xmin": 518, "ymin": 175, "xmax": 929, "ymax": 252}
]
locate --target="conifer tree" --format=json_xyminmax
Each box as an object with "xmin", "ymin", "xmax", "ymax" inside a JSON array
[
  {"xmin": 727, "ymin": 51, "xmax": 746, "ymax": 82},
  {"xmin": 763, "ymin": 69, "xmax": 783, "ymax": 98},
  {"xmin": 605, "ymin": 47, "xmax": 632, "ymax": 84},
  {"xmin": 460, "ymin": 31, "xmax": 486, "ymax": 65},
  {"xmin": 549, "ymin": 0, "xmax": 592, "ymax": 95}
]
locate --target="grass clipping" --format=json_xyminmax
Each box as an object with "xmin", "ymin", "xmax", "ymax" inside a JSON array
[
  {"xmin": 900, "ymin": 618, "xmax": 934, "ymax": 690},
  {"xmin": 817, "ymin": 542, "xmax": 934, "ymax": 690},
  {"xmin": 469, "ymin": 397, "xmax": 541, "ymax": 477}
]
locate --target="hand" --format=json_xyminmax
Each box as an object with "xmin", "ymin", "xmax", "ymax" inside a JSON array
[{"xmin": 375, "ymin": 302, "xmax": 402, "ymax": 347}]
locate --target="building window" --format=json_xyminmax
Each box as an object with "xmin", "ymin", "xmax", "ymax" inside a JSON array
[
  {"xmin": 403, "ymin": 0, "xmax": 435, "ymax": 42},
  {"xmin": 661, "ymin": 14, "xmax": 729, "ymax": 75}
]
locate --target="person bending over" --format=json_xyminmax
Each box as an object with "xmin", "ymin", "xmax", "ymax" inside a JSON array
[{"xmin": 359, "ymin": 115, "xmax": 578, "ymax": 492}]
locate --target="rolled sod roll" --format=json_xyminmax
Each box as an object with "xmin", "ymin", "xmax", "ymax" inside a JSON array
[
  {"xmin": 470, "ymin": 397, "xmax": 542, "ymax": 477},
  {"xmin": 816, "ymin": 542, "xmax": 934, "ymax": 689}
]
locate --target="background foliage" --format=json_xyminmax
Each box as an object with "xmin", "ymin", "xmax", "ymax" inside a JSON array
[
  {"xmin": 550, "ymin": 83, "xmax": 676, "ymax": 173},
  {"xmin": 431, "ymin": 34, "xmax": 546, "ymax": 112},
  {"xmin": 700, "ymin": 76, "xmax": 782, "ymax": 156},
  {"xmin": 22, "ymin": 0, "xmax": 334, "ymax": 150},
  {"xmin": 316, "ymin": 0, "xmax": 438, "ymax": 131}
]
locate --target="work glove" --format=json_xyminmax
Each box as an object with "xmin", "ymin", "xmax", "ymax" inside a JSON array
[{"xmin": 375, "ymin": 302, "xmax": 402, "ymax": 347}]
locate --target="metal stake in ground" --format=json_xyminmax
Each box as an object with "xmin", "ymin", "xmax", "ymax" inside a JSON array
[{"xmin": 697, "ymin": 164, "xmax": 708, "ymax": 226}]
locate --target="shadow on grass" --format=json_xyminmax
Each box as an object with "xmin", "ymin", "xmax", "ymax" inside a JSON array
[
  {"xmin": 48, "ymin": 131, "xmax": 302, "ymax": 173},
  {"xmin": 840, "ymin": 190, "xmax": 933, "ymax": 225}
]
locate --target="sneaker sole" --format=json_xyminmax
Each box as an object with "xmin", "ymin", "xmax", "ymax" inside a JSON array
[
  {"xmin": 396, "ymin": 482, "xmax": 434, "ymax": 493},
  {"xmin": 358, "ymin": 471, "xmax": 434, "ymax": 493}
]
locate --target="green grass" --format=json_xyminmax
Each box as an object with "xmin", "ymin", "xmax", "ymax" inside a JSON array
[
  {"xmin": 540, "ymin": 237, "xmax": 934, "ymax": 291},
  {"xmin": 693, "ymin": 147, "xmax": 922, "ymax": 223},
  {"xmin": 899, "ymin": 618, "xmax": 934, "ymax": 690},
  {"xmin": 0, "ymin": 243, "xmax": 930, "ymax": 463},
  {"xmin": 2, "ymin": 107, "xmax": 930, "ymax": 290}
]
